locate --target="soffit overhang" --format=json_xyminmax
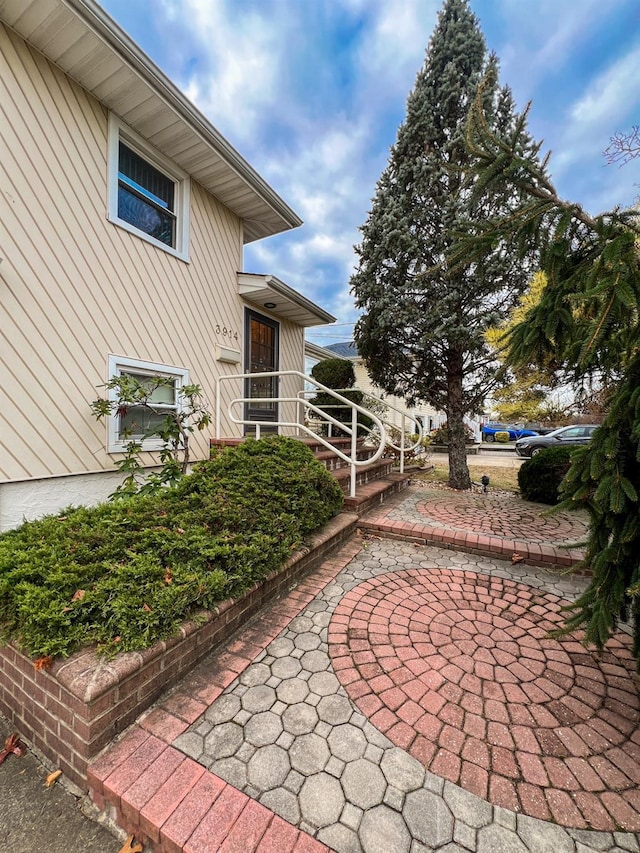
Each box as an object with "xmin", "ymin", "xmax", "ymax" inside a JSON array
[{"xmin": 238, "ymin": 273, "xmax": 336, "ymax": 328}]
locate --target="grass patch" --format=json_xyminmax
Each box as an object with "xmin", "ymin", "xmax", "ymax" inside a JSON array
[
  {"xmin": 414, "ymin": 462, "xmax": 521, "ymax": 493},
  {"xmin": 0, "ymin": 437, "xmax": 343, "ymax": 660}
]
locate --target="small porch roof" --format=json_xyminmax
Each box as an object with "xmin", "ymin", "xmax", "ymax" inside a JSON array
[{"xmin": 238, "ymin": 273, "xmax": 335, "ymax": 328}]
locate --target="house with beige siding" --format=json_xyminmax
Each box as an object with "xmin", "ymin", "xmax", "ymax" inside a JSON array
[{"xmin": 0, "ymin": 0, "xmax": 334, "ymax": 531}]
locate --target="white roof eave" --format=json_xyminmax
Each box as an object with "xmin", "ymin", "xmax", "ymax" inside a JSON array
[{"xmin": 0, "ymin": 0, "xmax": 302, "ymax": 243}]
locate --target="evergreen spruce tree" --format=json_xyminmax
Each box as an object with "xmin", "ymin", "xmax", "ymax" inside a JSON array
[
  {"xmin": 351, "ymin": 0, "xmax": 540, "ymax": 489},
  {"xmin": 462, "ymin": 79, "xmax": 640, "ymax": 665}
]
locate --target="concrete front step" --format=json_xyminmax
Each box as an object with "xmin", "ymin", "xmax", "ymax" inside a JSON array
[{"xmin": 343, "ymin": 472, "xmax": 411, "ymax": 515}]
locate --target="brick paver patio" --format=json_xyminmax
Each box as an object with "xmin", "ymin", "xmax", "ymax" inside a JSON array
[
  {"xmin": 89, "ymin": 487, "xmax": 640, "ymax": 852},
  {"xmin": 330, "ymin": 567, "xmax": 639, "ymax": 828}
]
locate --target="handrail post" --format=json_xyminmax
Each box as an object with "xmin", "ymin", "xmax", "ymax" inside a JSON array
[
  {"xmin": 215, "ymin": 377, "xmax": 221, "ymax": 439},
  {"xmin": 400, "ymin": 414, "xmax": 405, "ymax": 474},
  {"xmin": 350, "ymin": 404, "xmax": 357, "ymax": 498}
]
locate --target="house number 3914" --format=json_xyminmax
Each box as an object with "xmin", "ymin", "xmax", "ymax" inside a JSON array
[{"xmin": 215, "ymin": 324, "xmax": 239, "ymax": 340}]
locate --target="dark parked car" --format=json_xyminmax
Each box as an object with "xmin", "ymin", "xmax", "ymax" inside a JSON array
[
  {"xmin": 482, "ymin": 423, "xmax": 539, "ymax": 442},
  {"xmin": 515, "ymin": 424, "xmax": 599, "ymax": 458}
]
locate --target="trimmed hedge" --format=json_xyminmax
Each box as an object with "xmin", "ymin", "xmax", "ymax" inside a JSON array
[
  {"xmin": 0, "ymin": 437, "xmax": 343, "ymax": 659},
  {"xmin": 518, "ymin": 446, "xmax": 573, "ymax": 504}
]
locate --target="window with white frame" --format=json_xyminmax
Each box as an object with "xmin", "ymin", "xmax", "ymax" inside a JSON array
[
  {"xmin": 108, "ymin": 115, "xmax": 190, "ymax": 260},
  {"xmin": 107, "ymin": 355, "xmax": 189, "ymax": 453}
]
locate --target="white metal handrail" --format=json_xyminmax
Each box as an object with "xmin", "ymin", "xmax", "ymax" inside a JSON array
[
  {"xmin": 215, "ymin": 370, "xmax": 387, "ymax": 497},
  {"xmin": 298, "ymin": 387, "xmax": 425, "ymax": 474}
]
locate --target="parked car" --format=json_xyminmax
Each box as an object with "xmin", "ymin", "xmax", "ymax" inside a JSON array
[
  {"xmin": 515, "ymin": 424, "xmax": 599, "ymax": 458},
  {"xmin": 482, "ymin": 423, "xmax": 539, "ymax": 442}
]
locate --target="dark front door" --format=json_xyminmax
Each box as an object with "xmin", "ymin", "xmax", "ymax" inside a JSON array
[{"xmin": 244, "ymin": 309, "xmax": 279, "ymax": 432}]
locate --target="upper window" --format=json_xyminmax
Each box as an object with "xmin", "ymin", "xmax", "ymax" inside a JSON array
[
  {"xmin": 108, "ymin": 116, "xmax": 190, "ymax": 261},
  {"xmin": 107, "ymin": 355, "xmax": 189, "ymax": 453}
]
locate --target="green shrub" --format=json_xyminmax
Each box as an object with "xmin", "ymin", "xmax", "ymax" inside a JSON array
[
  {"xmin": 310, "ymin": 357, "xmax": 355, "ymax": 390},
  {"xmin": 495, "ymin": 431, "xmax": 510, "ymax": 443},
  {"xmin": 518, "ymin": 446, "xmax": 573, "ymax": 504},
  {"xmin": 309, "ymin": 358, "xmax": 374, "ymax": 436},
  {"xmin": 0, "ymin": 437, "xmax": 343, "ymax": 659}
]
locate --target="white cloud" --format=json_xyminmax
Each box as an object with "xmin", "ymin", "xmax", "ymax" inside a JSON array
[
  {"xmin": 570, "ymin": 46, "xmax": 640, "ymax": 129},
  {"xmin": 158, "ymin": 0, "xmax": 287, "ymax": 141}
]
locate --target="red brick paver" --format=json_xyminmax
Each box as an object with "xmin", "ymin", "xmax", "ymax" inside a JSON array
[{"xmin": 329, "ymin": 567, "xmax": 640, "ymax": 831}]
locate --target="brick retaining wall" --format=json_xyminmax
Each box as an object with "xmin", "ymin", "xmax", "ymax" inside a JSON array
[{"xmin": 0, "ymin": 513, "xmax": 356, "ymax": 790}]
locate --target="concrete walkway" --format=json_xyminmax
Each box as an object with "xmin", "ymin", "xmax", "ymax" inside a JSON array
[{"xmin": 89, "ymin": 486, "xmax": 640, "ymax": 853}]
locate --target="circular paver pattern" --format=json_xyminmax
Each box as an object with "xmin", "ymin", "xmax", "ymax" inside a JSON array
[
  {"xmin": 413, "ymin": 492, "xmax": 588, "ymax": 542},
  {"xmin": 329, "ymin": 567, "xmax": 640, "ymax": 830}
]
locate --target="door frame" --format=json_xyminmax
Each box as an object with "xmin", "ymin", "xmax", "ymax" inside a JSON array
[{"xmin": 243, "ymin": 308, "xmax": 280, "ymax": 432}]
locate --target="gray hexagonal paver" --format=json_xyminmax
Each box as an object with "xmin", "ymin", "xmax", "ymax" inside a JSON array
[
  {"xmin": 477, "ymin": 824, "xmax": 528, "ymax": 853},
  {"xmin": 360, "ymin": 805, "xmax": 411, "ymax": 853},
  {"xmin": 380, "ymin": 748, "xmax": 425, "ymax": 793},
  {"xmin": 282, "ymin": 703, "xmax": 319, "ymax": 735},
  {"xmin": 403, "ymin": 789, "xmax": 454, "ymax": 848},
  {"xmin": 274, "ymin": 680, "xmax": 310, "ymax": 710},
  {"xmin": 312, "ymin": 611, "xmax": 331, "ymax": 628},
  {"xmin": 209, "ymin": 756, "xmax": 247, "ymax": 789},
  {"xmin": 516, "ymin": 815, "xmax": 575, "ymax": 853},
  {"xmin": 308, "ymin": 671, "xmax": 340, "ymax": 696},
  {"xmin": 173, "ymin": 731, "xmax": 204, "ymax": 760},
  {"xmin": 341, "ymin": 758, "xmax": 387, "ymax": 810},
  {"xmin": 328, "ymin": 724, "xmax": 367, "ymax": 762},
  {"xmin": 317, "ymin": 694, "xmax": 353, "ymax": 725},
  {"xmin": 301, "ymin": 650, "xmax": 332, "ymax": 672},
  {"xmin": 266, "ymin": 637, "xmax": 294, "ymax": 657},
  {"xmin": 271, "ymin": 656, "xmax": 303, "ymax": 680},
  {"xmin": 247, "ymin": 744, "xmax": 290, "ymax": 791},
  {"xmin": 289, "ymin": 616, "xmax": 314, "ymax": 633},
  {"xmin": 244, "ymin": 711, "xmax": 283, "ymax": 746},
  {"xmin": 294, "ymin": 631, "xmax": 322, "ymax": 651},
  {"xmin": 299, "ymin": 773, "xmax": 345, "ymax": 828},
  {"xmin": 318, "ymin": 823, "xmax": 362, "ymax": 853},
  {"xmin": 240, "ymin": 684, "xmax": 276, "ymax": 713},
  {"xmin": 290, "ymin": 732, "xmax": 330, "ymax": 775},
  {"xmin": 203, "ymin": 722, "xmax": 243, "ymax": 759},
  {"xmin": 260, "ymin": 788, "xmax": 301, "ymax": 824},
  {"xmin": 239, "ymin": 662, "xmax": 271, "ymax": 687},
  {"xmin": 204, "ymin": 693, "xmax": 241, "ymax": 724},
  {"xmin": 443, "ymin": 781, "xmax": 492, "ymax": 828}
]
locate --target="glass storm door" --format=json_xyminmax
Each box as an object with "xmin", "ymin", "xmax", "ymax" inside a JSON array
[{"xmin": 244, "ymin": 310, "xmax": 279, "ymax": 431}]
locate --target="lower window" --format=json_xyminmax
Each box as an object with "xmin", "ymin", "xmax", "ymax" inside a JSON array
[{"xmin": 107, "ymin": 355, "xmax": 189, "ymax": 453}]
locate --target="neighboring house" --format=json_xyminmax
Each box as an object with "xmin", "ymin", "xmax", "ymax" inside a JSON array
[
  {"xmin": 322, "ymin": 342, "xmax": 447, "ymax": 435},
  {"xmin": 0, "ymin": 0, "xmax": 334, "ymax": 531}
]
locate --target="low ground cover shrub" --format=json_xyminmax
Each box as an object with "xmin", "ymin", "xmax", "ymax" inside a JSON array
[
  {"xmin": 517, "ymin": 446, "xmax": 573, "ymax": 504},
  {"xmin": 0, "ymin": 437, "xmax": 343, "ymax": 659}
]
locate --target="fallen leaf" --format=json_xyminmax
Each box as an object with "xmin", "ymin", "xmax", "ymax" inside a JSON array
[
  {"xmin": 164, "ymin": 569, "xmax": 173, "ymax": 585},
  {"xmin": 34, "ymin": 656, "xmax": 54, "ymax": 670},
  {"xmin": 45, "ymin": 769, "xmax": 62, "ymax": 787},
  {"xmin": 71, "ymin": 589, "xmax": 85, "ymax": 602},
  {"xmin": 511, "ymin": 553, "xmax": 524, "ymax": 564},
  {"xmin": 176, "ymin": 527, "xmax": 185, "ymax": 535},
  {"xmin": 118, "ymin": 835, "xmax": 143, "ymax": 853},
  {"xmin": 142, "ymin": 603, "xmax": 152, "ymax": 612},
  {"xmin": 0, "ymin": 733, "xmax": 26, "ymax": 764}
]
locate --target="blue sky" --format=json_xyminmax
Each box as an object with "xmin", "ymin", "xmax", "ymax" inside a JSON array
[{"xmin": 100, "ymin": 0, "xmax": 640, "ymax": 346}]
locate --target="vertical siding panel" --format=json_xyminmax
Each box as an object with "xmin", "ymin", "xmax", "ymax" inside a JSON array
[{"xmin": 0, "ymin": 25, "xmax": 250, "ymax": 481}]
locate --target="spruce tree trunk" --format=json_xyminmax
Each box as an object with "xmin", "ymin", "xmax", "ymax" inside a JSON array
[{"xmin": 447, "ymin": 352, "xmax": 472, "ymax": 490}]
